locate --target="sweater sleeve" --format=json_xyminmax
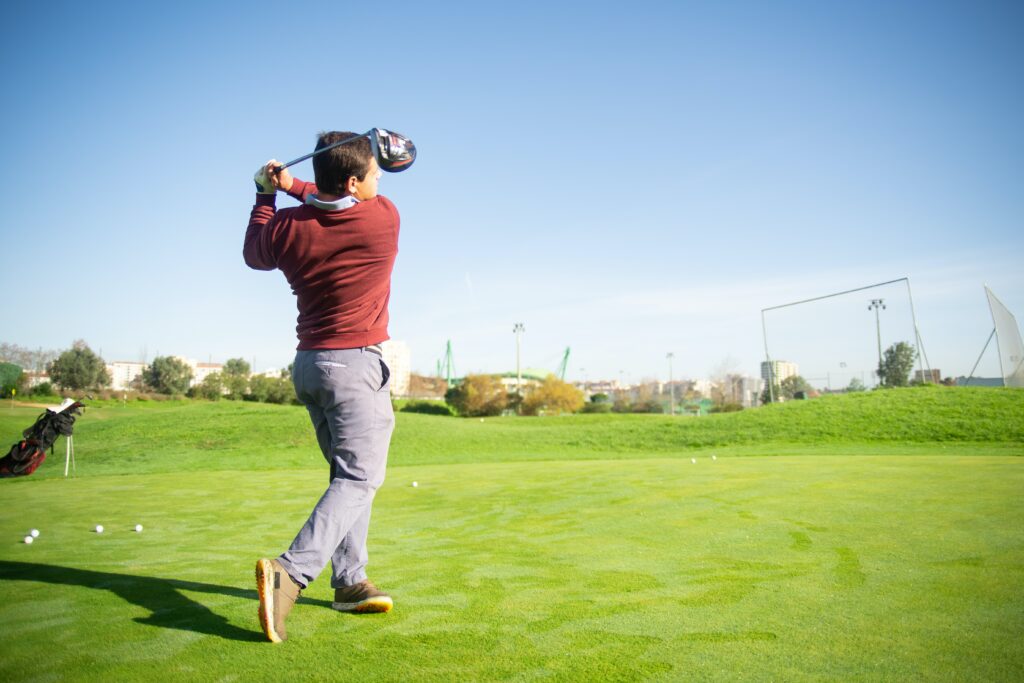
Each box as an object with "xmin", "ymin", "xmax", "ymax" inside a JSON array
[
  {"xmin": 243, "ymin": 193, "xmax": 280, "ymax": 271},
  {"xmin": 285, "ymin": 178, "xmax": 318, "ymax": 203}
]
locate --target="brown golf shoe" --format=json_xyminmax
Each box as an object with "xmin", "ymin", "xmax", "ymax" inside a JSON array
[
  {"xmin": 256, "ymin": 558, "xmax": 302, "ymax": 642},
  {"xmin": 332, "ymin": 580, "xmax": 393, "ymax": 613}
]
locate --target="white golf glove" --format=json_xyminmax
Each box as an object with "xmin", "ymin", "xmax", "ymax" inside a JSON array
[{"xmin": 253, "ymin": 163, "xmax": 277, "ymax": 194}]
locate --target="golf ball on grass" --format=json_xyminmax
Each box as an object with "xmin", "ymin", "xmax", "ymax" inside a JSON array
[
  {"xmin": 412, "ymin": 481, "xmax": 418, "ymax": 488},
  {"xmin": 135, "ymin": 524, "xmax": 144, "ymax": 532},
  {"xmin": 30, "ymin": 529, "xmax": 39, "ymax": 538},
  {"xmin": 95, "ymin": 525, "xmax": 104, "ymax": 534},
  {"xmin": 23, "ymin": 535, "xmax": 33, "ymax": 545},
  {"xmin": 691, "ymin": 458, "xmax": 697, "ymax": 464}
]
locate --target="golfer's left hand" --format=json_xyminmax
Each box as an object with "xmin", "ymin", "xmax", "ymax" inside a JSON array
[{"xmin": 254, "ymin": 162, "xmax": 277, "ymax": 194}]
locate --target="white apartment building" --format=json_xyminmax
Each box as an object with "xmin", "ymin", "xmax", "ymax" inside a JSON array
[
  {"xmin": 381, "ymin": 340, "xmax": 411, "ymax": 397},
  {"xmin": 106, "ymin": 361, "xmax": 147, "ymax": 391},
  {"xmin": 108, "ymin": 358, "xmax": 224, "ymax": 390},
  {"xmin": 190, "ymin": 362, "xmax": 223, "ymax": 386},
  {"xmin": 760, "ymin": 360, "xmax": 799, "ymax": 386},
  {"xmin": 692, "ymin": 378, "xmax": 714, "ymax": 397},
  {"xmin": 167, "ymin": 357, "xmax": 223, "ymax": 387}
]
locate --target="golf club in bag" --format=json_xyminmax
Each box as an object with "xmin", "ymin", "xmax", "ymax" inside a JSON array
[{"xmin": 275, "ymin": 128, "xmax": 416, "ymax": 174}]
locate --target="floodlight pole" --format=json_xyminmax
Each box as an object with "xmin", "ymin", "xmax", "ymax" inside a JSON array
[{"xmin": 667, "ymin": 352, "xmax": 675, "ymax": 415}]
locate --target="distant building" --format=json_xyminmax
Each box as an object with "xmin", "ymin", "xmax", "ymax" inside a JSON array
[
  {"xmin": 107, "ymin": 361, "xmax": 146, "ymax": 391},
  {"xmin": 381, "ymin": 340, "xmax": 411, "ymax": 397},
  {"xmin": 692, "ymin": 379, "xmax": 714, "ymax": 397},
  {"xmin": 761, "ymin": 360, "xmax": 798, "ymax": 385},
  {"xmin": 191, "ymin": 362, "xmax": 223, "ymax": 386},
  {"xmin": 24, "ymin": 371, "xmax": 50, "ymax": 388},
  {"xmin": 738, "ymin": 376, "xmax": 764, "ymax": 408},
  {"xmin": 914, "ymin": 369, "xmax": 941, "ymax": 384},
  {"xmin": 498, "ymin": 368, "xmax": 548, "ymax": 393},
  {"xmin": 170, "ymin": 357, "xmax": 223, "ymax": 388},
  {"xmin": 578, "ymin": 380, "xmax": 617, "ymax": 399}
]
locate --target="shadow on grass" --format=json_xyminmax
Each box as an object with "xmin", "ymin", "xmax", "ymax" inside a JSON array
[{"xmin": 0, "ymin": 560, "xmax": 332, "ymax": 642}]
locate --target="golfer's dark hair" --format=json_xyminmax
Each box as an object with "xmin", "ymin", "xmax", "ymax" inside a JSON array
[{"xmin": 313, "ymin": 131, "xmax": 373, "ymax": 195}]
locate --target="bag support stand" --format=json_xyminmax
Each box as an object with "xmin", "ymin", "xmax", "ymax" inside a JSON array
[{"xmin": 64, "ymin": 436, "xmax": 75, "ymax": 478}]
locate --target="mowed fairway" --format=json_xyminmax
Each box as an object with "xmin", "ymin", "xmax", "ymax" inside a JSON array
[{"xmin": 0, "ymin": 389, "xmax": 1022, "ymax": 681}]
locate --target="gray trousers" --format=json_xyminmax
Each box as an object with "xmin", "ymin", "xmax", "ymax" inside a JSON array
[{"xmin": 277, "ymin": 348, "xmax": 394, "ymax": 589}]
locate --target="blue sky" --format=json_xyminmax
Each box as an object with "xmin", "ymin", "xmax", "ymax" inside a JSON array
[{"xmin": 1, "ymin": 0, "xmax": 1021, "ymax": 386}]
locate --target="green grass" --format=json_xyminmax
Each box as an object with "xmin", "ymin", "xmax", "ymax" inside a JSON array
[
  {"xmin": 0, "ymin": 388, "xmax": 1022, "ymax": 680},
  {"xmin": 2, "ymin": 386, "xmax": 1021, "ymax": 478}
]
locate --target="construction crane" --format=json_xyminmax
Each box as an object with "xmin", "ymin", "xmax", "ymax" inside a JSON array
[
  {"xmin": 556, "ymin": 347, "xmax": 571, "ymax": 381},
  {"xmin": 436, "ymin": 340, "xmax": 456, "ymax": 388}
]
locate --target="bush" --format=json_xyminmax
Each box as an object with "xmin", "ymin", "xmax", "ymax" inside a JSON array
[
  {"xmin": 143, "ymin": 356, "xmax": 193, "ymax": 395},
  {"xmin": 249, "ymin": 375, "xmax": 294, "ymax": 404},
  {"xmin": 632, "ymin": 400, "xmax": 664, "ymax": 414},
  {"xmin": 194, "ymin": 372, "xmax": 224, "ymax": 401},
  {"xmin": 445, "ymin": 374, "xmax": 508, "ymax": 417},
  {"xmin": 521, "ymin": 375, "xmax": 585, "ymax": 416},
  {"xmin": 710, "ymin": 402, "xmax": 744, "ymax": 413},
  {"xmin": 30, "ymin": 382, "xmax": 53, "ymax": 396},
  {"xmin": 611, "ymin": 397, "xmax": 633, "ymax": 413},
  {"xmin": 580, "ymin": 402, "xmax": 612, "ymax": 413},
  {"xmin": 401, "ymin": 400, "xmax": 454, "ymax": 416}
]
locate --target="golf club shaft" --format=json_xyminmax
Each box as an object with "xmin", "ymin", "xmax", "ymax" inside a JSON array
[{"xmin": 274, "ymin": 130, "xmax": 371, "ymax": 172}]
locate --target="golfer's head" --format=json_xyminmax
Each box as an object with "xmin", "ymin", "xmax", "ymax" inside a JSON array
[{"xmin": 313, "ymin": 131, "xmax": 380, "ymax": 200}]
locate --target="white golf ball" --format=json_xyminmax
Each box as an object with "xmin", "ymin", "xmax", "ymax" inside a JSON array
[
  {"xmin": 135, "ymin": 524, "xmax": 143, "ymax": 532},
  {"xmin": 30, "ymin": 529, "xmax": 39, "ymax": 538},
  {"xmin": 691, "ymin": 458, "xmax": 697, "ymax": 464},
  {"xmin": 95, "ymin": 525, "xmax": 104, "ymax": 534},
  {"xmin": 412, "ymin": 481, "xmax": 418, "ymax": 488},
  {"xmin": 712, "ymin": 455, "xmax": 717, "ymax": 461},
  {"xmin": 24, "ymin": 535, "xmax": 33, "ymax": 545}
]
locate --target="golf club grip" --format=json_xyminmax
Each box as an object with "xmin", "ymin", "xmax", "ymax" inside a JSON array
[{"xmin": 274, "ymin": 131, "xmax": 371, "ymax": 172}]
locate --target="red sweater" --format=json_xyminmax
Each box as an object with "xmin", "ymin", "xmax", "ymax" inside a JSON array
[{"xmin": 244, "ymin": 180, "xmax": 400, "ymax": 350}]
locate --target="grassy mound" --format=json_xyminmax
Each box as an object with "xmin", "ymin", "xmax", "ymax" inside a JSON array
[{"xmin": 1, "ymin": 386, "xmax": 1020, "ymax": 479}]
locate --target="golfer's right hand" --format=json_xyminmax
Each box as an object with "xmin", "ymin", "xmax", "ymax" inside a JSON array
[{"xmin": 267, "ymin": 160, "xmax": 294, "ymax": 192}]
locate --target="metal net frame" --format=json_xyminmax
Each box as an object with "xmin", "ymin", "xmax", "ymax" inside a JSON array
[{"xmin": 760, "ymin": 277, "xmax": 932, "ymax": 402}]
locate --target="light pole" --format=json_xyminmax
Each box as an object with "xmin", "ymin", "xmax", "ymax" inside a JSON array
[
  {"xmin": 513, "ymin": 323, "xmax": 525, "ymax": 395},
  {"xmin": 868, "ymin": 298, "xmax": 886, "ymax": 383},
  {"xmin": 666, "ymin": 352, "xmax": 675, "ymax": 415}
]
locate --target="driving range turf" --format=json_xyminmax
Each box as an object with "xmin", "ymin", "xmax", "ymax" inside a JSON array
[{"xmin": 0, "ymin": 387, "xmax": 1021, "ymax": 681}]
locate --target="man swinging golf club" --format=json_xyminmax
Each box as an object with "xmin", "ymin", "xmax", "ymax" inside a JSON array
[{"xmin": 243, "ymin": 128, "xmax": 415, "ymax": 643}]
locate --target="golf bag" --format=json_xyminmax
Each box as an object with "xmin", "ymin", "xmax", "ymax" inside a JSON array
[{"xmin": 0, "ymin": 401, "xmax": 84, "ymax": 478}]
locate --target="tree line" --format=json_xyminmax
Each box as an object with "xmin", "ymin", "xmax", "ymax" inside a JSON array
[{"xmin": 0, "ymin": 340, "xmax": 295, "ymax": 404}]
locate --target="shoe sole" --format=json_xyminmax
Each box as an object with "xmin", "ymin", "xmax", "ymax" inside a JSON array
[
  {"xmin": 332, "ymin": 596, "xmax": 394, "ymax": 613},
  {"xmin": 255, "ymin": 559, "xmax": 283, "ymax": 643}
]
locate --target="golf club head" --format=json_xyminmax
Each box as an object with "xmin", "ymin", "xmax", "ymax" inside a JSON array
[{"xmin": 372, "ymin": 128, "xmax": 416, "ymax": 172}]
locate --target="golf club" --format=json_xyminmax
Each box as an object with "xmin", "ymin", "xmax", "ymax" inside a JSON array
[{"xmin": 274, "ymin": 128, "xmax": 416, "ymax": 173}]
